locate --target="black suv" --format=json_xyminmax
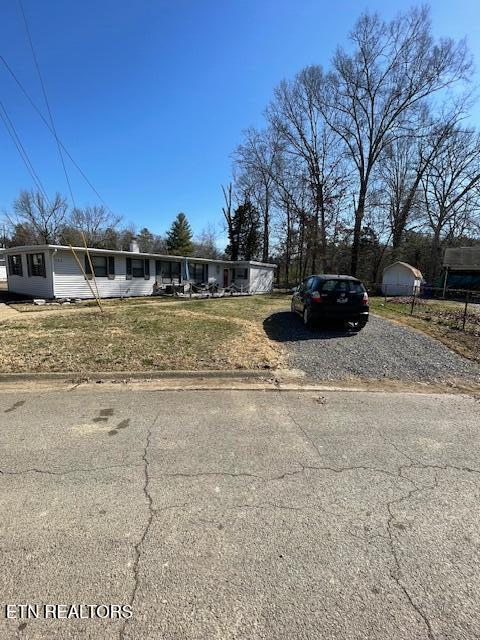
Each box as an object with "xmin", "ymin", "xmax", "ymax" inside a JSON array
[{"xmin": 291, "ymin": 275, "xmax": 369, "ymax": 330}]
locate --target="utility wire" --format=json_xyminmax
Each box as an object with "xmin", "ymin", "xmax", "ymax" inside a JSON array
[
  {"xmin": 0, "ymin": 55, "xmax": 116, "ymax": 216},
  {"xmin": 18, "ymin": 0, "xmax": 76, "ymax": 209},
  {"xmin": 0, "ymin": 100, "xmax": 51, "ymax": 204}
]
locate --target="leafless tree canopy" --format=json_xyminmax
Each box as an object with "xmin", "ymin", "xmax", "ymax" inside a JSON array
[
  {"xmin": 225, "ymin": 5, "xmax": 479, "ymax": 283},
  {"xmin": 10, "ymin": 190, "xmax": 68, "ymax": 244}
]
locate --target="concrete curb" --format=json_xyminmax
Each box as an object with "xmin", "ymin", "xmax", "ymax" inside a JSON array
[{"xmin": 0, "ymin": 369, "xmax": 292, "ymax": 383}]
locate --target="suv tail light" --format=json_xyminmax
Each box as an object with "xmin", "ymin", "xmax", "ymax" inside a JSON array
[
  {"xmin": 362, "ymin": 292, "xmax": 369, "ymax": 305},
  {"xmin": 311, "ymin": 291, "xmax": 322, "ymax": 302}
]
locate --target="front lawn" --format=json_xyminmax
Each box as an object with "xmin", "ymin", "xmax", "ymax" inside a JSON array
[{"xmin": 0, "ymin": 295, "xmax": 288, "ymax": 373}]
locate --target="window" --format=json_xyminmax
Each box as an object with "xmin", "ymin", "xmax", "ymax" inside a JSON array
[
  {"xmin": 132, "ymin": 259, "xmax": 145, "ymax": 278},
  {"xmin": 8, "ymin": 254, "xmax": 23, "ymax": 276},
  {"xmin": 92, "ymin": 256, "xmax": 107, "ymax": 277},
  {"xmin": 27, "ymin": 253, "xmax": 46, "ymax": 277},
  {"xmin": 304, "ymin": 276, "xmax": 315, "ymax": 291},
  {"xmin": 156, "ymin": 260, "xmax": 181, "ymax": 282},
  {"xmin": 126, "ymin": 258, "xmax": 150, "ymax": 280},
  {"xmin": 235, "ymin": 268, "xmax": 248, "ymax": 280},
  {"xmin": 320, "ymin": 279, "xmax": 337, "ymax": 292},
  {"xmin": 321, "ymin": 279, "xmax": 362, "ymax": 293},
  {"xmin": 84, "ymin": 255, "xmax": 115, "ymax": 278},
  {"xmin": 349, "ymin": 281, "xmax": 365, "ymax": 294},
  {"xmin": 190, "ymin": 263, "xmax": 207, "ymax": 283}
]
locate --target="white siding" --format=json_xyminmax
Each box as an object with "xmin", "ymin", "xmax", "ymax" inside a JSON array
[
  {"xmin": 248, "ymin": 265, "xmax": 274, "ymax": 293},
  {"xmin": 382, "ymin": 265, "xmax": 419, "ymax": 296},
  {"xmin": 0, "ymin": 251, "xmax": 6, "ymax": 281},
  {"xmin": 6, "ymin": 251, "xmax": 54, "ymax": 298},
  {"xmin": 53, "ymin": 250, "xmax": 155, "ymax": 299}
]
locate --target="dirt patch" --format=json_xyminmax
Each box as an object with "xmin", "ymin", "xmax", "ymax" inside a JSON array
[{"xmin": 0, "ymin": 303, "xmax": 20, "ymax": 321}]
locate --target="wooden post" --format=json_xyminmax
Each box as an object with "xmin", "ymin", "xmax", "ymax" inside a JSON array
[
  {"xmin": 410, "ymin": 287, "xmax": 416, "ymax": 315},
  {"xmin": 462, "ymin": 290, "xmax": 469, "ymax": 331},
  {"xmin": 81, "ymin": 232, "xmax": 102, "ymax": 310},
  {"xmin": 69, "ymin": 246, "xmax": 102, "ymax": 310},
  {"xmin": 442, "ymin": 266, "xmax": 449, "ymax": 299}
]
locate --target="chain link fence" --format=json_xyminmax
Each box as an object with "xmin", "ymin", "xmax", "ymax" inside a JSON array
[{"xmin": 276, "ymin": 280, "xmax": 480, "ymax": 336}]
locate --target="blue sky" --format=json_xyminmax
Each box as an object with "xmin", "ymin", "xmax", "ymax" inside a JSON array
[{"xmin": 1, "ymin": 0, "xmax": 479, "ymax": 246}]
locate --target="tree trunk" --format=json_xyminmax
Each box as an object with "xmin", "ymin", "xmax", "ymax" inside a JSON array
[
  {"xmin": 262, "ymin": 190, "xmax": 270, "ymax": 263},
  {"xmin": 285, "ymin": 203, "xmax": 291, "ymax": 285},
  {"xmin": 350, "ymin": 182, "xmax": 367, "ymax": 276}
]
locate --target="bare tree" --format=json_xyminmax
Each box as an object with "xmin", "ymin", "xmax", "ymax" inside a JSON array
[
  {"xmin": 194, "ymin": 224, "xmax": 222, "ymax": 259},
  {"xmin": 419, "ymin": 128, "xmax": 480, "ymax": 279},
  {"xmin": 380, "ymin": 112, "xmax": 459, "ymax": 253},
  {"xmin": 69, "ymin": 205, "xmax": 122, "ymax": 247},
  {"xmin": 10, "ymin": 190, "xmax": 68, "ymax": 244},
  {"xmin": 268, "ymin": 66, "xmax": 349, "ymax": 273},
  {"xmin": 321, "ymin": 6, "xmax": 471, "ymax": 275},
  {"xmin": 234, "ymin": 127, "xmax": 280, "ymax": 262}
]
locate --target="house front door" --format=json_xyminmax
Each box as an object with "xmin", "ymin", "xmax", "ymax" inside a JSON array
[{"xmin": 223, "ymin": 269, "xmax": 229, "ymax": 288}]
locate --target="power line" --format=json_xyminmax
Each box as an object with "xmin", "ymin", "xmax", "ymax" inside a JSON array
[
  {"xmin": 18, "ymin": 0, "xmax": 76, "ymax": 209},
  {"xmin": 0, "ymin": 100, "xmax": 51, "ymax": 204},
  {"xmin": 0, "ymin": 55, "xmax": 116, "ymax": 216}
]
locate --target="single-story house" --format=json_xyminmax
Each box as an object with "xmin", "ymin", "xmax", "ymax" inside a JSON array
[
  {"xmin": 4, "ymin": 243, "xmax": 276, "ymax": 299},
  {"xmin": 0, "ymin": 248, "xmax": 6, "ymax": 282},
  {"xmin": 381, "ymin": 262, "xmax": 423, "ymax": 296},
  {"xmin": 443, "ymin": 246, "xmax": 480, "ymax": 290}
]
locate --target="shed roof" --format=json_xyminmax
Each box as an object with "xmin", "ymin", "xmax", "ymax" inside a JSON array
[
  {"xmin": 383, "ymin": 262, "xmax": 423, "ymax": 279},
  {"xmin": 443, "ymin": 246, "xmax": 480, "ymax": 271}
]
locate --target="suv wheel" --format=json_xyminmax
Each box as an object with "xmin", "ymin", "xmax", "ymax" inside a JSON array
[{"xmin": 345, "ymin": 319, "xmax": 367, "ymax": 332}]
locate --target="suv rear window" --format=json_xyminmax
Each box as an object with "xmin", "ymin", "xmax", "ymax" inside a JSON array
[
  {"xmin": 320, "ymin": 279, "xmax": 365, "ymax": 293},
  {"xmin": 349, "ymin": 281, "xmax": 366, "ymax": 294}
]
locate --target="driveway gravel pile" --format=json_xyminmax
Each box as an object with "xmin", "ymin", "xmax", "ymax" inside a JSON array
[{"xmin": 264, "ymin": 312, "xmax": 480, "ymax": 383}]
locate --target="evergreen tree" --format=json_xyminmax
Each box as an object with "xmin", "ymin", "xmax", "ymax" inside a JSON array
[
  {"xmin": 225, "ymin": 201, "xmax": 261, "ymax": 261},
  {"xmin": 166, "ymin": 213, "xmax": 193, "ymax": 255},
  {"xmin": 138, "ymin": 227, "xmax": 154, "ymax": 252}
]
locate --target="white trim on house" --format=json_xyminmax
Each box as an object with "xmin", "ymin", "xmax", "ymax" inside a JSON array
[{"xmin": 4, "ymin": 245, "xmax": 276, "ymax": 299}]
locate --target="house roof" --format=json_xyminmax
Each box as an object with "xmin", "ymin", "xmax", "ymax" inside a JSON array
[
  {"xmin": 3, "ymin": 245, "xmax": 277, "ymax": 269},
  {"xmin": 383, "ymin": 261, "xmax": 423, "ymax": 279}
]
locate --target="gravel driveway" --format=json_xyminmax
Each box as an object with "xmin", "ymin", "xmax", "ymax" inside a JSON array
[{"xmin": 264, "ymin": 311, "xmax": 480, "ymax": 383}]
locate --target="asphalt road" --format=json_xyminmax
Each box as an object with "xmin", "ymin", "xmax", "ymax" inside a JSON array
[
  {"xmin": 264, "ymin": 312, "xmax": 480, "ymax": 383},
  {"xmin": 1, "ymin": 387, "xmax": 480, "ymax": 639}
]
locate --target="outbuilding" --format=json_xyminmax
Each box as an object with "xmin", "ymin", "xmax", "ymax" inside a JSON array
[
  {"xmin": 443, "ymin": 246, "xmax": 480, "ymax": 290},
  {"xmin": 4, "ymin": 243, "xmax": 276, "ymax": 299},
  {"xmin": 381, "ymin": 262, "xmax": 423, "ymax": 296}
]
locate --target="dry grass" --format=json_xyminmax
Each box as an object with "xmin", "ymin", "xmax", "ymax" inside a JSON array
[{"xmin": 0, "ymin": 295, "xmax": 288, "ymax": 373}]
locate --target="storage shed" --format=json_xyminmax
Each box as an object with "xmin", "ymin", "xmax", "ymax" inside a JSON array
[
  {"xmin": 382, "ymin": 262, "xmax": 423, "ymax": 296},
  {"xmin": 4, "ymin": 244, "xmax": 276, "ymax": 299},
  {"xmin": 443, "ymin": 246, "xmax": 480, "ymax": 290}
]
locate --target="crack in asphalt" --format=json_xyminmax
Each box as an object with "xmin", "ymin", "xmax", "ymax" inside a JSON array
[
  {"xmin": 385, "ymin": 474, "xmax": 439, "ymax": 640},
  {"xmin": 151, "ymin": 464, "xmax": 404, "ymax": 484},
  {"xmin": 378, "ymin": 432, "xmax": 480, "ymax": 479},
  {"xmin": 283, "ymin": 411, "xmax": 443, "ymax": 638},
  {"xmin": 119, "ymin": 411, "xmax": 159, "ymax": 640},
  {"xmin": 0, "ymin": 462, "xmax": 143, "ymax": 477}
]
